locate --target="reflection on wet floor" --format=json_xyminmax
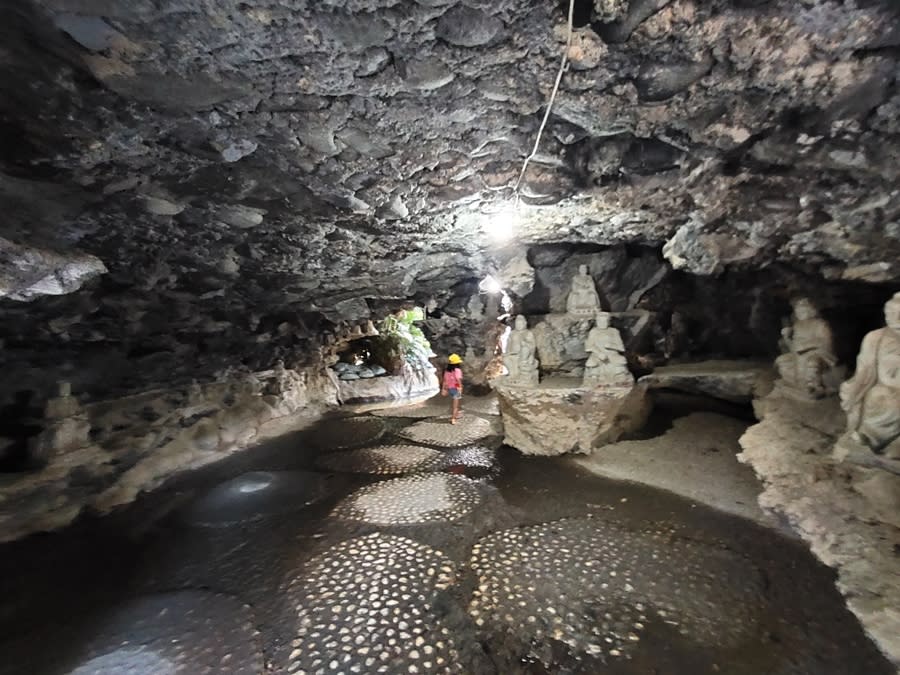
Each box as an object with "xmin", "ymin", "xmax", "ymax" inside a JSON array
[{"xmin": 0, "ymin": 395, "xmax": 894, "ymax": 675}]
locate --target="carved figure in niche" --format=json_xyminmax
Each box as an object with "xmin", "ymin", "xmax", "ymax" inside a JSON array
[
  {"xmin": 187, "ymin": 379, "xmax": 204, "ymax": 407},
  {"xmin": 775, "ymin": 298, "xmax": 841, "ymax": 398},
  {"xmin": 44, "ymin": 381, "xmax": 81, "ymax": 420},
  {"xmin": 840, "ymin": 292, "xmax": 900, "ymax": 454},
  {"xmin": 583, "ymin": 312, "xmax": 632, "ymax": 386},
  {"xmin": 566, "ymin": 264, "xmax": 601, "ymax": 316},
  {"xmin": 504, "ymin": 315, "xmax": 539, "ymax": 386},
  {"xmin": 37, "ymin": 381, "xmax": 90, "ymax": 459}
]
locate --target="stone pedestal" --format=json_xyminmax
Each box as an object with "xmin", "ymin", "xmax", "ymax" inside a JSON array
[{"xmin": 495, "ymin": 377, "xmax": 651, "ymax": 456}]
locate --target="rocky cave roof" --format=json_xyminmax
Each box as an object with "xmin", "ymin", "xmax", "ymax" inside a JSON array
[{"xmin": 1, "ymin": 0, "xmax": 899, "ymax": 391}]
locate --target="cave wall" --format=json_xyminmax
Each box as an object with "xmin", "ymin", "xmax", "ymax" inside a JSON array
[{"xmin": 0, "ymin": 0, "xmax": 897, "ymax": 405}]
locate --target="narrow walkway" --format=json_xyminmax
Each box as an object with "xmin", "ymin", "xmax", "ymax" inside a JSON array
[{"xmin": 0, "ymin": 395, "xmax": 892, "ymax": 674}]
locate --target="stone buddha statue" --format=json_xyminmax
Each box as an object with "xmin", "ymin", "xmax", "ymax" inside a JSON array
[
  {"xmin": 566, "ymin": 264, "xmax": 601, "ymax": 316},
  {"xmin": 583, "ymin": 312, "xmax": 632, "ymax": 386},
  {"xmin": 775, "ymin": 298, "xmax": 842, "ymax": 398},
  {"xmin": 504, "ymin": 315, "xmax": 539, "ymax": 386},
  {"xmin": 840, "ymin": 292, "xmax": 900, "ymax": 455}
]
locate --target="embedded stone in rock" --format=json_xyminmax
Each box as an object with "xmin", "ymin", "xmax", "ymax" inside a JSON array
[
  {"xmin": 469, "ymin": 518, "xmax": 765, "ymax": 666},
  {"xmin": 280, "ymin": 533, "xmax": 462, "ymax": 674},
  {"xmin": 402, "ymin": 58, "xmax": 455, "ymax": 90},
  {"xmin": 0, "ymin": 237, "xmax": 107, "ymax": 302},
  {"xmin": 495, "ymin": 378, "xmax": 651, "ymax": 456},
  {"xmin": 635, "ymin": 57, "xmax": 713, "ymax": 102},
  {"xmin": 398, "ymin": 416, "xmax": 493, "ymax": 447},
  {"xmin": 331, "ymin": 473, "xmax": 484, "ymax": 525},
  {"xmin": 316, "ymin": 444, "xmax": 445, "ymax": 475},
  {"xmin": 141, "ymin": 195, "xmax": 184, "ymax": 216},
  {"xmin": 215, "ymin": 138, "xmax": 259, "ymax": 163},
  {"xmin": 182, "ymin": 470, "xmax": 330, "ymax": 527},
  {"xmin": 314, "ymin": 416, "xmax": 386, "ymax": 449},
  {"xmin": 220, "ymin": 205, "xmax": 266, "ymax": 229},
  {"xmin": 53, "ymin": 14, "xmax": 123, "ymax": 52},
  {"xmin": 436, "ymin": 6, "xmax": 503, "ymax": 47},
  {"xmin": 37, "ymin": 591, "xmax": 263, "ymax": 675}
]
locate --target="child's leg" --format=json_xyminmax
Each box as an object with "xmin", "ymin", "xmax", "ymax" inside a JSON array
[{"xmin": 452, "ymin": 397, "xmax": 460, "ymax": 420}]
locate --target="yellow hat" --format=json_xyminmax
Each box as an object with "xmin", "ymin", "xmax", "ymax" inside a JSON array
[{"xmin": 448, "ymin": 353, "xmax": 463, "ymax": 364}]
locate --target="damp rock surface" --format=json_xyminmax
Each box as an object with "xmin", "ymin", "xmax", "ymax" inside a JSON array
[
  {"xmin": 279, "ymin": 533, "xmax": 467, "ymax": 674},
  {"xmin": 316, "ymin": 444, "xmax": 446, "ymax": 475},
  {"xmin": 1, "ymin": 591, "xmax": 264, "ymax": 675},
  {"xmin": 332, "ymin": 473, "xmax": 486, "ymax": 526},
  {"xmin": 397, "ymin": 416, "xmax": 494, "ymax": 447},
  {"xmin": 314, "ymin": 416, "xmax": 386, "ymax": 449},
  {"xmin": 181, "ymin": 470, "xmax": 330, "ymax": 526},
  {"xmin": 470, "ymin": 518, "xmax": 765, "ymax": 665}
]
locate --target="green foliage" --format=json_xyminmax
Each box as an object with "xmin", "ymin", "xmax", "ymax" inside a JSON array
[{"xmin": 373, "ymin": 308, "xmax": 432, "ymax": 373}]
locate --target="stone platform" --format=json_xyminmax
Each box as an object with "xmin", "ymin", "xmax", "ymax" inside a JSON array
[
  {"xmin": 494, "ymin": 377, "xmax": 651, "ymax": 456},
  {"xmin": 739, "ymin": 392, "xmax": 900, "ymax": 667},
  {"xmin": 639, "ymin": 359, "xmax": 774, "ymax": 404}
]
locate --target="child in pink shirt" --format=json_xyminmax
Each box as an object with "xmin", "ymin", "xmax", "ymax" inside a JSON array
[{"xmin": 442, "ymin": 354, "xmax": 464, "ymax": 424}]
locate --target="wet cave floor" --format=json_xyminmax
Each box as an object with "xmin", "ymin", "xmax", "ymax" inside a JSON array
[{"xmin": 0, "ymin": 395, "xmax": 893, "ymax": 675}]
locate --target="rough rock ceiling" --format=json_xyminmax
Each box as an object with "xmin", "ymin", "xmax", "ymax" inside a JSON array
[{"xmin": 1, "ymin": 0, "xmax": 899, "ymax": 391}]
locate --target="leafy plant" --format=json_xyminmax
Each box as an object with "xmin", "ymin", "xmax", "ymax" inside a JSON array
[{"xmin": 372, "ymin": 308, "xmax": 433, "ymax": 374}]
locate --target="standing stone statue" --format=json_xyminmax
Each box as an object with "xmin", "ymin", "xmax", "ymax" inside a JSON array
[
  {"xmin": 775, "ymin": 298, "xmax": 842, "ymax": 398},
  {"xmin": 504, "ymin": 315, "xmax": 539, "ymax": 386},
  {"xmin": 839, "ymin": 292, "xmax": 900, "ymax": 454},
  {"xmin": 566, "ymin": 264, "xmax": 601, "ymax": 316},
  {"xmin": 583, "ymin": 312, "xmax": 632, "ymax": 386},
  {"xmin": 36, "ymin": 381, "xmax": 91, "ymax": 460}
]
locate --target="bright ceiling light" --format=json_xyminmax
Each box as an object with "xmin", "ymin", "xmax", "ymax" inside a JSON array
[
  {"xmin": 479, "ymin": 274, "xmax": 503, "ymax": 294},
  {"xmin": 482, "ymin": 203, "xmax": 517, "ymax": 243}
]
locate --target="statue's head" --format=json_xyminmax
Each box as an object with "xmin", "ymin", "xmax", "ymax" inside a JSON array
[
  {"xmin": 578, "ymin": 264, "xmax": 588, "ymax": 276},
  {"xmin": 885, "ymin": 292, "xmax": 900, "ymax": 331},
  {"xmin": 792, "ymin": 298, "xmax": 818, "ymax": 321},
  {"xmin": 515, "ymin": 314, "xmax": 527, "ymax": 330},
  {"xmin": 595, "ymin": 311, "xmax": 610, "ymax": 328}
]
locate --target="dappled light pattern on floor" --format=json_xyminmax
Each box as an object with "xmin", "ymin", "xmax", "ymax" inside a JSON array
[
  {"xmin": 398, "ymin": 417, "xmax": 493, "ymax": 447},
  {"xmin": 315, "ymin": 416, "xmax": 385, "ymax": 449},
  {"xmin": 281, "ymin": 533, "xmax": 461, "ymax": 675},
  {"xmin": 181, "ymin": 470, "xmax": 329, "ymax": 527},
  {"xmin": 332, "ymin": 474, "xmax": 484, "ymax": 526},
  {"xmin": 315, "ymin": 444, "xmax": 445, "ymax": 475},
  {"xmin": 370, "ymin": 403, "xmax": 448, "ymax": 419},
  {"xmin": 469, "ymin": 518, "xmax": 765, "ymax": 666},
  {"xmin": 441, "ymin": 445, "xmax": 496, "ymax": 471},
  {"xmin": 66, "ymin": 591, "xmax": 263, "ymax": 675}
]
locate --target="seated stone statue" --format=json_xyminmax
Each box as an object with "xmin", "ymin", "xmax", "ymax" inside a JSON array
[
  {"xmin": 504, "ymin": 315, "xmax": 539, "ymax": 386},
  {"xmin": 566, "ymin": 264, "xmax": 601, "ymax": 316},
  {"xmin": 840, "ymin": 292, "xmax": 900, "ymax": 454},
  {"xmin": 775, "ymin": 298, "xmax": 841, "ymax": 398},
  {"xmin": 583, "ymin": 312, "xmax": 632, "ymax": 386}
]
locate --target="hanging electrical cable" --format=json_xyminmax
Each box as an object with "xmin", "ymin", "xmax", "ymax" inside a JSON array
[{"xmin": 512, "ymin": 0, "xmax": 576, "ymax": 202}]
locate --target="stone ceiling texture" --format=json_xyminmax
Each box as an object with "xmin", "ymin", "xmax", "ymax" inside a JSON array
[{"xmin": 1, "ymin": 0, "xmax": 899, "ymax": 393}]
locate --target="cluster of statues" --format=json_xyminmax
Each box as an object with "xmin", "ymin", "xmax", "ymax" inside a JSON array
[
  {"xmin": 502, "ymin": 265, "xmax": 633, "ymax": 388},
  {"xmin": 506, "ymin": 266, "xmax": 900, "ymax": 455},
  {"xmin": 775, "ymin": 293, "xmax": 900, "ymax": 456}
]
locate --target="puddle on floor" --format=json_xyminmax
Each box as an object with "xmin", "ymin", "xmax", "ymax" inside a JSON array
[{"xmin": 0, "ymin": 397, "xmax": 892, "ymax": 675}]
